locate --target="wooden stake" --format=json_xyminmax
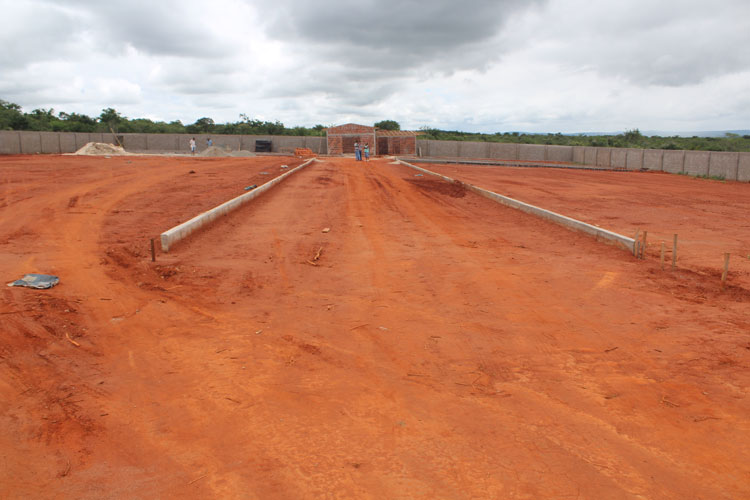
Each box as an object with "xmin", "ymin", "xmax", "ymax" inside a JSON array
[
  {"xmin": 150, "ymin": 238, "xmax": 156, "ymax": 262},
  {"xmin": 672, "ymin": 234, "xmax": 678, "ymax": 269},
  {"xmin": 633, "ymin": 228, "xmax": 640, "ymax": 257},
  {"xmin": 640, "ymin": 231, "xmax": 648, "ymax": 259},
  {"xmin": 721, "ymin": 253, "xmax": 730, "ymax": 290},
  {"xmin": 660, "ymin": 242, "xmax": 665, "ymax": 270}
]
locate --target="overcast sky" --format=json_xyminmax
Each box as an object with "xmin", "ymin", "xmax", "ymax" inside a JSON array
[{"xmin": 1, "ymin": 0, "xmax": 749, "ymax": 133}]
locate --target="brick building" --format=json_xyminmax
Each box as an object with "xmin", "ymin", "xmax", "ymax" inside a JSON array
[
  {"xmin": 375, "ymin": 130, "xmax": 419, "ymax": 155},
  {"xmin": 326, "ymin": 124, "xmax": 420, "ymax": 156},
  {"xmin": 326, "ymin": 124, "xmax": 376, "ymax": 155}
]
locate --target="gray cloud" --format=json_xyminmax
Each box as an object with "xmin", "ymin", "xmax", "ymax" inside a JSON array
[
  {"xmin": 258, "ymin": 0, "xmax": 546, "ymax": 105},
  {"xmin": 511, "ymin": 0, "xmax": 750, "ymax": 87}
]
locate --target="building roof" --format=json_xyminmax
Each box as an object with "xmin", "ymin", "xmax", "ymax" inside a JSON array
[
  {"xmin": 375, "ymin": 130, "xmax": 423, "ymax": 137},
  {"xmin": 326, "ymin": 123, "xmax": 375, "ymax": 134}
]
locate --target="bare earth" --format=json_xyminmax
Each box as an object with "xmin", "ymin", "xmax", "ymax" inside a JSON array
[{"xmin": 1, "ymin": 155, "xmax": 748, "ymax": 499}]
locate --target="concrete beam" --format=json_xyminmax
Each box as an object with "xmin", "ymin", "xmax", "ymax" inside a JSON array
[
  {"xmin": 160, "ymin": 158, "xmax": 316, "ymax": 252},
  {"xmin": 397, "ymin": 160, "xmax": 635, "ymax": 253}
]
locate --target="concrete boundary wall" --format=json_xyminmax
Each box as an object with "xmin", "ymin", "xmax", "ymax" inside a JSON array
[
  {"xmin": 397, "ymin": 160, "xmax": 635, "ymax": 252},
  {"xmin": 0, "ymin": 130, "xmax": 326, "ymax": 155},
  {"xmin": 412, "ymin": 139, "xmax": 750, "ymax": 182},
  {"xmin": 160, "ymin": 158, "xmax": 316, "ymax": 252},
  {"xmin": 2, "ymin": 131, "xmax": 749, "ymax": 181}
]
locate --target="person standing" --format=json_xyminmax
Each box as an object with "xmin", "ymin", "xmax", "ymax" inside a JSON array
[
  {"xmin": 354, "ymin": 141, "xmax": 361, "ymax": 161},
  {"xmin": 207, "ymin": 138, "xmax": 213, "ymax": 147},
  {"xmin": 189, "ymin": 137, "xmax": 196, "ymax": 155},
  {"xmin": 364, "ymin": 143, "xmax": 370, "ymax": 161}
]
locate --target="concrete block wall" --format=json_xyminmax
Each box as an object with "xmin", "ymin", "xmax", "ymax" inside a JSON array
[
  {"xmin": 519, "ymin": 144, "xmax": 546, "ymax": 161},
  {"xmin": 146, "ymin": 134, "xmax": 180, "ymax": 151},
  {"xmin": 708, "ymin": 152, "xmax": 739, "ymax": 180},
  {"xmin": 489, "ymin": 143, "xmax": 519, "ymax": 160},
  {"xmin": 572, "ymin": 146, "xmax": 585, "ymax": 163},
  {"xmin": 643, "ymin": 150, "xmax": 663, "ymax": 171},
  {"xmin": 683, "ymin": 151, "xmax": 710, "ymax": 176},
  {"xmin": 2, "ymin": 130, "xmax": 749, "ymax": 181},
  {"xmin": 0, "ymin": 130, "xmax": 325, "ymax": 155},
  {"xmin": 611, "ymin": 148, "xmax": 627, "ymax": 169},
  {"xmin": 596, "ymin": 148, "xmax": 612, "ymax": 167},
  {"xmin": 625, "ymin": 149, "xmax": 644, "ymax": 170},
  {"xmin": 457, "ymin": 141, "xmax": 488, "ymax": 158},
  {"xmin": 547, "ymin": 145, "xmax": 574, "ymax": 162},
  {"xmin": 662, "ymin": 151, "xmax": 685, "ymax": 174},
  {"xmin": 739, "ymin": 154, "xmax": 750, "ymax": 182}
]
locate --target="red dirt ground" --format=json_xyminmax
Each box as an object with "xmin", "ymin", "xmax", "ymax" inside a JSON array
[
  {"xmin": 1, "ymin": 155, "xmax": 748, "ymax": 499},
  {"xmin": 415, "ymin": 162, "xmax": 750, "ymax": 291}
]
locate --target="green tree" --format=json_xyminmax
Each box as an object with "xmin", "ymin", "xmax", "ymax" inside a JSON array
[
  {"xmin": 187, "ymin": 117, "xmax": 215, "ymax": 134},
  {"xmin": 98, "ymin": 107, "xmax": 123, "ymax": 133},
  {"xmin": 374, "ymin": 120, "xmax": 400, "ymax": 131},
  {"xmin": 0, "ymin": 99, "xmax": 28, "ymax": 130}
]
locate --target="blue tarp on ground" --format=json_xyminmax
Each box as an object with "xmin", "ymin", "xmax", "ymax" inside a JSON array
[{"xmin": 7, "ymin": 274, "xmax": 60, "ymax": 289}]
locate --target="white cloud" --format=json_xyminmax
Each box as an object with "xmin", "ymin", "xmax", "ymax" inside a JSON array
[{"xmin": 1, "ymin": 0, "xmax": 749, "ymax": 132}]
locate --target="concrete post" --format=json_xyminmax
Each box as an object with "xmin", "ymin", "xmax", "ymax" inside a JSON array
[
  {"xmin": 736, "ymin": 152, "xmax": 741, "ymax": 181},
  {"xmin": 682, "ymin": 150, "xmax": 686, "ymax": 174}
]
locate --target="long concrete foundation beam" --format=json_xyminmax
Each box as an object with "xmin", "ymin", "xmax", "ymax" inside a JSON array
[
  {"xmin": 397, "ymin": 159, "xmax": 635, "ymax": 252},
  {"xmin": 161, "ymin": 158, "xmax": 316, "ymax": 252}
]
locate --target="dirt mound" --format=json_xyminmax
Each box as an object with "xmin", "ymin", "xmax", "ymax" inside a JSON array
[
  {"xmin": 74, "ymin": 142, "xmax": 128, "ymax": 156},
  {"xmin": 198, "ymin": 146, "xmax": 232, "ymax": 157}
]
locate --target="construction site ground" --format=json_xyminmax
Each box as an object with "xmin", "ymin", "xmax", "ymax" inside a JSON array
[{"xmin": 1, "ymin": 154, "xmax": 748, "ymax": 499}]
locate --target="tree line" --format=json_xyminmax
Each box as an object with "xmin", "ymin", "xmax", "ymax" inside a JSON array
[
  {"xmin": 2, "ymin": 99, "xmax": 749, "ymax": 152},
  {"xmin": 0, "ymin": 100, "xmax": 327, "ymax": 137},
  {"xmin": 418, "ymin": 128, "xmax": 750, "ymax": 153}
]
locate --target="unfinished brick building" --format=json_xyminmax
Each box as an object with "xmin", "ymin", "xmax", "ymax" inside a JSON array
[
  {"xmin": 375, "ymin": 130, "xmax": 419, "ymax": 155},
  {"xmin": 326, "ymin": 124, "xmax": 420, "ymax": 156},
  {"xmin": 326, "ymin": 124, "xmax": 376, "ymax": 155}
]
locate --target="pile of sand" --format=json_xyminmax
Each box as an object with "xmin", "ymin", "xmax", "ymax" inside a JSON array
[
  {"xmin": 198, "ymin": 146, "xmax": 255, "ymax": 157},
  {"xmin": 73, "ymin": 142, "xmax": 129, "ymax": 156}
]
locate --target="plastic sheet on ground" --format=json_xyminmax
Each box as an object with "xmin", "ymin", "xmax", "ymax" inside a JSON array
[{"xmin": 7, "ymin": 274, "xmax": 60, "ymax": 289}]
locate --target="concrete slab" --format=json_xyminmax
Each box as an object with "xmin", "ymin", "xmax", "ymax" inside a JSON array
[
  {"xmin": 572, "ymin": 146, "xmax": 585, "ymax": 164},
  {"xmin": 161, "ymin": 158, "xmax": 316, "ymax": 252},
  {"xmin": 643, "ymin": 149, "xmax": 663, "ymax": 171},
  {"xmin": 459, "ymin": 141, "xmax": 488, "ymax": 159},
  {"xmin": 397, "ymin": 160, "xmax": 635, "ymax": 253},
  {"xmin": 708, "ymin": 152, "xmax": 739, "ymax": 180},
  {"xmin": 74, "ymin": 133, "xmax": 91, "ymax": 150},
  {"xmin": 684, "ymin": 151, "xmax": 710, "ymax": 177},
  {"xmin": 0, "ymin": 131, "xmax": 21, "ymax": 154},
  {"xmin": 662, "ymin": 151, "xmax": 685, "ymax": 174},
  {"xmin": 59, "ymin": 133, "xmax": 77, "ymax": 153},
  {"xmin": 488, "ymin": 143, "xmax": 518, "ymax": 160},
  {"xmin": 20, "ymin": 132, "xmax": 42, "ymax": 154},
  {"xmin": 596, "ymin": 148, "xmax": 612, "ymax": 167},
  {"xmin": 428, "ymin": 140, "xmax": 459, "ymax": 157},
  {"xmin": 40, "ymin": 132, "xmax": 61, "ymax": 153},
  {"xmin": 519, "ymin": 144, "xmax": 545, "ymax": 161},
  {"xmin": 123, "ymin": 134, "xmax": 147, "ymax": 151},
  {"xmin": 547, "ymin": 145, "xmax": 574, "ymax": 162},
  {"xmin": 738, "ymin": 153, "xmax": 750, "ymax": 182},
  {"xmin": 583, "ymin": 147, "xmax": 598, "ymax": 165},
  {"xmin": 626, "ymin": 149, "xmax": 644, "ymax": 170},
  {"xmin": 611, "ymin": 148, "xmax": 627, "ymax": 169},
  {"xmin": 147, "ymin": 134, "xmax": 180, "ymax": 152}
]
